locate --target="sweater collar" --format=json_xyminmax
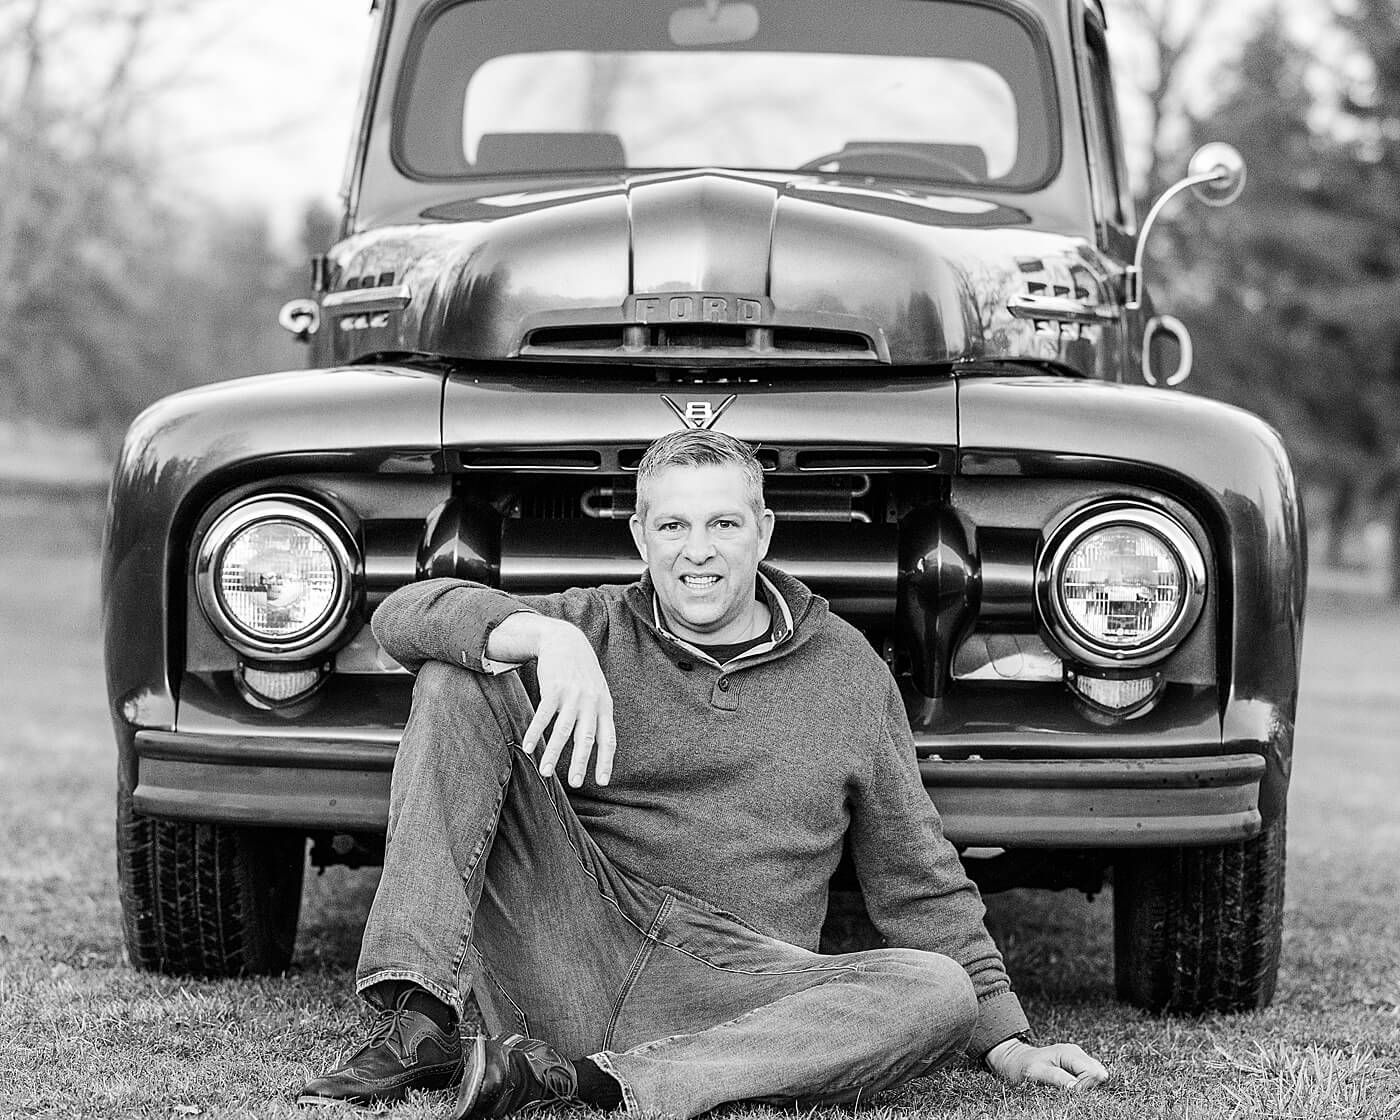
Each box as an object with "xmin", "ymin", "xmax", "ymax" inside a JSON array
[{"xmin": 627, "ymin": 562, "xmax": 826, "ymax": 666}]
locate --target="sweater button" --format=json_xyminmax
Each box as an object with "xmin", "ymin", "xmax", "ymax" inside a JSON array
[
  {"xmin": 677, "ymin": 660, "xmax": 694, "ymax": 671},
  {"xmin": 718, "ymin": 676, "xmax": 730, "ymax": 691}
]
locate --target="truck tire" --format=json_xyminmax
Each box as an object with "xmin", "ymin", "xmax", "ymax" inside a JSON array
[
  {"xmin": 1113, "ymin": 815, "xmax": 1285, "ymax": 1014},
  {"xmin": 117, "ymin": 787, "xmax": 304, "ymax": 976}
]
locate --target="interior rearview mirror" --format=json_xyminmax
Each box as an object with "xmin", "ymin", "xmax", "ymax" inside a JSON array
[{"xmin": 669, "ymin": 1, "xmax": 760, "ymax": 47}]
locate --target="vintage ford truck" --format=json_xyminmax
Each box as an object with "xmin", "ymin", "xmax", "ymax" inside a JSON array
[{"xmin": 103, "ymin": 0, "xmax": 1304, "ymax": 1015}]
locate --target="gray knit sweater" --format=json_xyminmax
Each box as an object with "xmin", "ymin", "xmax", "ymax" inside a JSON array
[{"xmin": 372, "ymin": 563, "xmax": 1029, "ymax": 1055}]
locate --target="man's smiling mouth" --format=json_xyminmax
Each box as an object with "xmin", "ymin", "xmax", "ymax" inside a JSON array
[{"xmin": 680, "ymin": 574, "xmax": 721, "ymax": 589}]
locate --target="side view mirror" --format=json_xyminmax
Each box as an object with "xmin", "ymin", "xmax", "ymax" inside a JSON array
[
  {"xmin": 1142, "ymin": 314, "xmax": 1194, "ymax": 387},
  {"xmin": 1125, "ymin": 142, "xmax": 1246, "ymax": 312},
  {"xmin": 1187, "ymin": 142, "xmax": 1247, "ymax": 208}
]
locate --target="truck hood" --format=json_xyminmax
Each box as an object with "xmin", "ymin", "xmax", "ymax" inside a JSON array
[{"xmin": 324, "ymin": 169, "xmax": 1119, "ymax": 371}]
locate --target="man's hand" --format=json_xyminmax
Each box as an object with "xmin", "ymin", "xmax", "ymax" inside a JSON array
[
  {"xmin": 984, "ymin": 1037, "xmax": 1109, "ymax": 1091},
  {"xmin": 487, "ymin": 613, "xmax": 616, "ymax": 787}
]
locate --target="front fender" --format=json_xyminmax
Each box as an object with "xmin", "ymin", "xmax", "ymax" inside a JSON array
[
  {"xmin": 957, "ymin": 377, "xmax": 1306, "ymax": 821},
  {"xmin": 101, "ymin": 365, "xmax": 446, "ymax": 770}
]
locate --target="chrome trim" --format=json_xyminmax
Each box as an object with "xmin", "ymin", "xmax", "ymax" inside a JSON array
[
  {"xmin": 1127, "ymin": 143, "xmax": 1245, "ymax": 310},
  {"xmin": 130, "ymin": 733, "xmax": 1264, "ymax": 843},
  {"xmin": 278, "ymin": 298, "xmax": 321, "ymax": 339},
  {"xmin": 1142, "ymin": 314, "xmax": 1194, "ymax": 387},
  {"xmin": 513, "ymin": 303, "xmax": 891, "ymax": 363},
  {"xmin": 1036, "ymin": 501, "xmax": 1206, "ymax": 669},
  {"xmin": 501, "ymin": 554, "xmax": 644, "ymax": 588},
  {"xmin": 236, "ymin": 662, "xmax": 329, "ymax": 710},
  {"xmin": 918, "ymin": 753, "xmax": 1263, "ymax": 848},
  {"xmin": 1187, "ymin": 142, "xmax": 1247, "ymax": 208},
  {"xmin": 953, "ymin": 633, "xmax": 1062, "ymax": 682},
  {"xmin": 1066, "ymin": 668, "xmax": 1166, "ymax": 720},
  {"xmin": 661, "ymin": 393, "xmax": 736, "ymax": 431},
  {"xmin": 1006, "ymin": 294, "xmax": 1117, "ymax": 324},
  {"xmin": 194, "ymin": 494, "xmax": 359, "ymax": 660},
  {"xmin": 362, "ymin": 549, "xmax": 416, "ymax": 589},
  {"xmin": 322, "ymin": 284, "xmax": 412, "ymax": 312}
]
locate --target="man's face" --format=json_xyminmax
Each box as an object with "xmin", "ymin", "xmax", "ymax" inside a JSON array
[{"xmin": 629, "ymin": 463, "xmax": 775, "ymax": 644}]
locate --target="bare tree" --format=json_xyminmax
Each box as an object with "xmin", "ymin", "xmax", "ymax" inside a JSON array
[
  {"xmin": 0, "ymin": 0, "xmax": 198, "ymax": 424},
  {"xmin": 1108, "ymin": 0, "xmax": 1232, "ymax": 205}
]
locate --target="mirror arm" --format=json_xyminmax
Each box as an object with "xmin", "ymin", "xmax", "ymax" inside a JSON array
[{"xmin": 1125, "ymin": 169, "xmax": 1228, "ymax": 311}]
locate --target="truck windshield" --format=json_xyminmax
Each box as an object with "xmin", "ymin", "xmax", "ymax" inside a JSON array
[{"xmin": 396, "ymin": 0, "xmax": 1058, "ymax": 190}]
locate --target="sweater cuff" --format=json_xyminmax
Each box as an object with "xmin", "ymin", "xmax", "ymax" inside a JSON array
[
  {"xmin": 476, "ymin": 605, "xmax": 538, "ymax": 673},
  {"xmin": 966, "ymin": 990, "xmax": 1031, "ymax": 1058}
]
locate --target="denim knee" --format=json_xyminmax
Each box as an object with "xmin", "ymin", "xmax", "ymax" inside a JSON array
[
  {"xmin": 879, "ymin": 948, "xmax": 978, "ymax": 1054},
  {"xmin": 390, "ymin": 662, "xmax": 524, "ymax": 789},
  {"xmin": 412, "ymin": 660, "xmax": 532, "ymax": 741},
  {"xmin": 411, "ymin": 658, "xmax": 484, "ymax": 707}
]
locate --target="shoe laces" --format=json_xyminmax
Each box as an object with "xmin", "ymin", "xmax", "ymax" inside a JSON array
[{"xmin": 362, "ymin": 1004, "xmax": 415, "ymax": 1060}]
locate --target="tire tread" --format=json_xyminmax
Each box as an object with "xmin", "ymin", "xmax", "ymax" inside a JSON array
[
  {"xmin": 1114, "ymin": 816, "xmax": 1285, "ymax": 1014},
  {"xmin": 117, "ymin": 788, "xmax": 303, "ymax": 977}
]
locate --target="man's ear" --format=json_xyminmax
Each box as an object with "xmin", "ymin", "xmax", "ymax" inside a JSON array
[
  {"xmin": 629, "ymin": 515, "xmax": 648, "ymax": 562},
  {"xmin": 756, "ymin": 508, "xmax": 775, "ymax": 560}
]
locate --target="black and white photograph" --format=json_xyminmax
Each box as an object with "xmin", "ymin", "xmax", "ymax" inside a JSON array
[{"xmin": 1, "ymin": 1, "xmax": 1397, "ymax": 1116}]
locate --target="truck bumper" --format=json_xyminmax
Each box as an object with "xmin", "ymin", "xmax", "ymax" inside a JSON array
[
  {"xmin": 133, "ymin": 730, "xmax": 1264, "ymax": 848},
  {"xmin": 920, "ymin": 754, "xmax": 1263, "ymax": 846}
]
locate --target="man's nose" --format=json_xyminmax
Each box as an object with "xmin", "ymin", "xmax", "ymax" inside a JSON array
[{"xmin": 682, "ymin": 526, "xmax": 716, "ymax": 561}]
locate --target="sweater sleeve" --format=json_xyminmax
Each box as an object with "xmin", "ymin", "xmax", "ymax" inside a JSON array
[
  {"xmin": 848, "ymin": 684, "xmax": 1031, "ymax": 1056},
  {"xmin": 370, "ymin": 577, "xmax": 613, "ymax": 674}
]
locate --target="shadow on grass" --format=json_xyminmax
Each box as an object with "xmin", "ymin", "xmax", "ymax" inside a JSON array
[
  {"xmin": 983, "ymin": 887, "xmax": 1116, "ymax": 1007},
  {"xmin": 295, "ymin": 864, "xmax": 382, "ymax": 975}
]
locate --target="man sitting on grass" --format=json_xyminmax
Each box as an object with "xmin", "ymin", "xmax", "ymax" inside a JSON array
[{"xmin": 299, "ymin": 428, "xmax": 1109, "ymax": 1117}]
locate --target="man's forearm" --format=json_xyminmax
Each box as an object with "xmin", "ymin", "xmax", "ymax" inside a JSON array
[
  {"xmin": 371, "ymin": 578, "xmax": 529, "ymax": 672},
  {"xmin": 485, "ymin": 610, "xmax": 564, "ymax": 664}
]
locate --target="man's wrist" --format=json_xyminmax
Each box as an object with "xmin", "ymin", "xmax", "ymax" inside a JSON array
[
  {"xmin": 483, "ymin": 609, "xmax": 552, "ymax": 664},
  {"xmin": 982, "ymin": 1030, "xmax": 1035, "ymax": 1073}
]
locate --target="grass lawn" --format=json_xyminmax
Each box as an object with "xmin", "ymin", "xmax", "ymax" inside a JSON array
[{"xmin": 0, "ymin": 491, "xmax": 1396, "ymax": 1118}]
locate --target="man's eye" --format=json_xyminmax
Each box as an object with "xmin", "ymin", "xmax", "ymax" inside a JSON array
[
  {"xmin": 714, "ymin": 519, "xmax": 740, "ymax": 532},
  {"xmin": 657, "ymin": 521, "xmax": 683, "ymax": 533}
]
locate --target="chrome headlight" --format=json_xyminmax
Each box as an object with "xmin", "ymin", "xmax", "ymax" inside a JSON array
[
  {"xmin": 1037, "ymin": 503, "xmax": 1205, "ymax": 668},
  {"xmin": 195, "ymin": 495, "xmax": 357, "ymax": 658}
]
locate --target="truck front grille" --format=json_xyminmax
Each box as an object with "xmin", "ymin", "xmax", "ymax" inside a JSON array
[
  {"xmin": 453, "ymin": 444, "xmax": 947, "ymax": 476},
  {"xmin": 508, "ymin": 474, "xmax": 875, "ymax": 524}
]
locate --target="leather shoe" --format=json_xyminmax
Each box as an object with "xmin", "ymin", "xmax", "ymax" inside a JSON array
[
  {"xmin": 453, "ymin": 1032, "xmax": 578, "ymax": 1119},
  {"xmin": 298, "ymin": 990, "xmax": 462, "ymax": 1106}
]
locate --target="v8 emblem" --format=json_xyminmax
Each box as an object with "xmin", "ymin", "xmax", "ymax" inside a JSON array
[{"xmin": 661, "ymin": 394, "xmax": 737, "ymax": 431}]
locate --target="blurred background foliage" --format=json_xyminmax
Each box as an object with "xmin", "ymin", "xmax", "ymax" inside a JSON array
[
  {"xmin": 0, "ymin": 0, "xmax": 337, "ymax": 451},
  {"xmin": 0, "ymin": 0, "xmax": 1397, "ymax": 588},
  {"xmin": 1133, "ymin": 0, "xmax": 1400, "ymax": 582}
]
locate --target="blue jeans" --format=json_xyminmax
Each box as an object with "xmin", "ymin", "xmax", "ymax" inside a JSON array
[{"xmin": 357, "ymin": 662, "xmax": 978, "ymax": 1118}]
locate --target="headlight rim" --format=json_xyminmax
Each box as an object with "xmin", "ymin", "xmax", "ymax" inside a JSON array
[
  {"xmin": 1037, "ymin": 501, "xmax": 1206, "ymax": 669},
  {"xmin": 194, "ymin": 493, "xmax": 359, "ymax": 659}
]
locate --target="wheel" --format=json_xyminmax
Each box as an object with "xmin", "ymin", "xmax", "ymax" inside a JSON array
[
  {"xmin": 117, "ymin": 785, "xmax": 305, "ymax": 976},
  {"xmin": 1112, "ymin": 814, "xmax": 1285, "ymax": 1013}
]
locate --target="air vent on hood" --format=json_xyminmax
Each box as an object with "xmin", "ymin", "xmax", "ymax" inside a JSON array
[{"xmin": 520, "ymin": 323, "xmax": 882, "ymax": 363}]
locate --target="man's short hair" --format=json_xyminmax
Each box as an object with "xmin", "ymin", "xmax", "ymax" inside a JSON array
[{"xmin": 634, "ymin": 429, "xmax": 766, "ymax": 520}]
